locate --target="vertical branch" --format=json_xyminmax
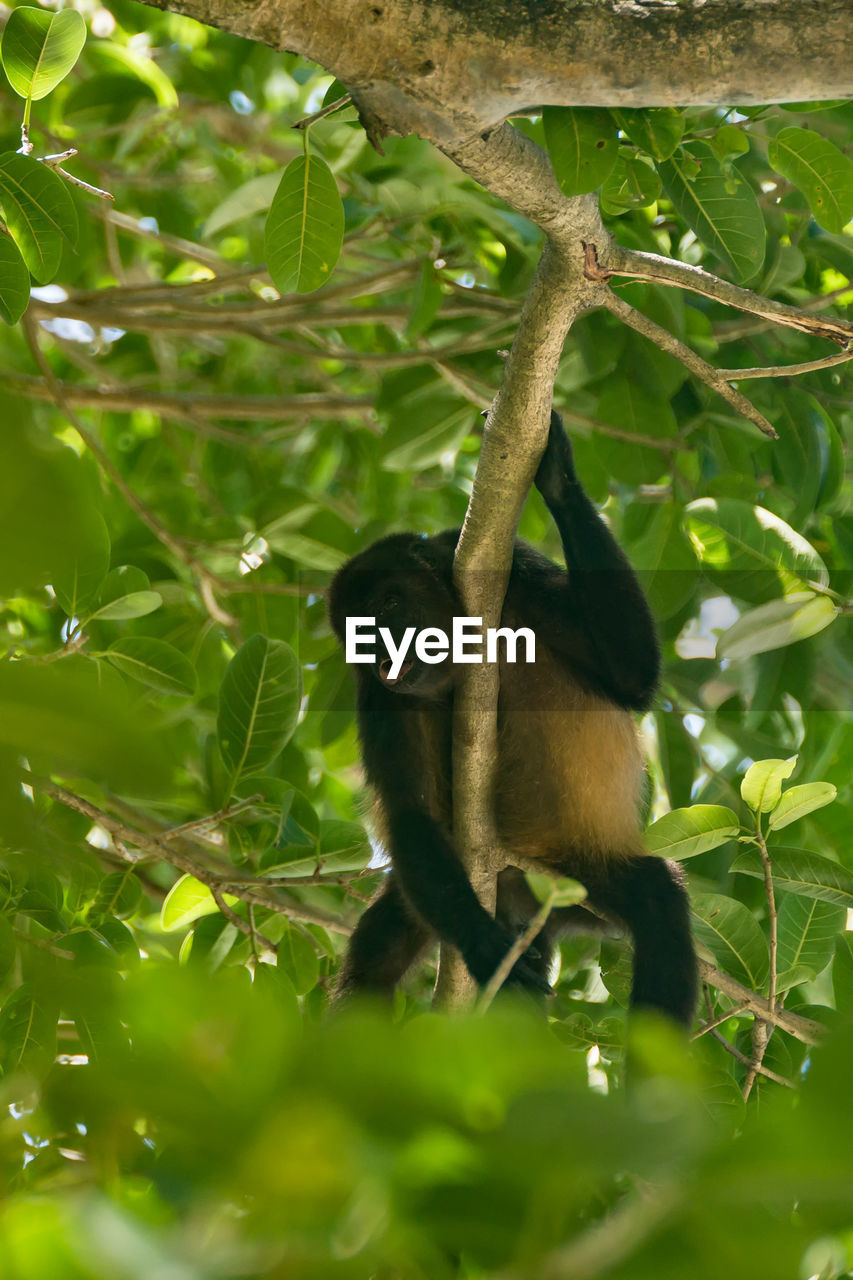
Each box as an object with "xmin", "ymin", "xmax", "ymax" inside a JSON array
[
  {"xmin": 434, "ymin": 239, "xmax": 598, "ymax": 1006},
  {"xmin": 743, "ymin": 827, "xmax": 778, "ymax": 1099}
]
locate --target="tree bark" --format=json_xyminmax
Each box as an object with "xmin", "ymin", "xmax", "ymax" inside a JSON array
[{"xmin": 133, "ymin": 0, "xmax": 853, "ymax": 143}]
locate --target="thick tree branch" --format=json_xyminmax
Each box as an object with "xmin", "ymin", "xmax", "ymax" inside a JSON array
[
  {"xmin": 436, "ymin": 236, "xmax": 601, "ymax": 1007},
  {"xmin": 129, "ymin": 0, "xmax": 853, "ymax": 137}
]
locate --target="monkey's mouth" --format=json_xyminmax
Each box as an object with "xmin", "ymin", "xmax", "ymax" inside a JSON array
[{"xmin": 379, "ymin": 659, "xmax": 414, "ymax": 684}]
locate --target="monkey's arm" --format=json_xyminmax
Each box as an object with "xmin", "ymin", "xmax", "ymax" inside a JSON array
[
  {"xmin": 522, "ymin": 410, "xmax": 660, "ymax": 711},
  {"xmin": 357, "ymin": 679, "xmax": 552, "ymax": 995}
]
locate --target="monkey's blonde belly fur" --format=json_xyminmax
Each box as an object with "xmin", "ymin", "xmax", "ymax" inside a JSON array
[
  {"xmin": 370, "ymin": 648, "xmax": 647, "ymax": 864},
  {"xmin": 494, "ymin": 648, "xmax": 645, "ymax": 860}
]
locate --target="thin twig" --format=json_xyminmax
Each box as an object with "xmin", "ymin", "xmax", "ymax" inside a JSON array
[
  {"xmin": 476, "ymin": 898, "xmax": 552, "ymax": 1014},
  {"xmin": 602, "ymin": 291, "xmax": 778, "ymax": 439},
  {"xmin": 210, "ymin": 885, "xmax": 277, "ymax": 958},
  {"xmin": 292, "ymin": 92, "xmax": 353, "ymax": 129},
  {"xmin": 718, "ymin": 345, "xmax": 853, "ymax": 380},
  {"xmin": 697, "ymin": 959, "xmax": 821, "ymax": 1045},
  {"xmin": 25, "ymin": 775, "xmax": 350, "ymax": 936},
  {"xmin": 40, "ymin": 149, "xmax": 115, "ymax": 201},
  {"xmin": 743, "ymin": 826, "xmax": 779, "ymax": 1100},
  {"xmin": 595, "ymin": 242, "xmax": 853, "ymax": 348},
  {"xmin": 13, "ymin": 930, "xmax": 75, "ymax": 961},
  {"xmin": 160, "ymin": 795, "xmax": 264, "ymax": 842},
  {"xmin": 5, "ymin": 374, "xmax": 374, "ymax": 427},
  {"xmin": 691, "ymin": 1000, "xmax": 750, "ymax": 1039},
  {"xmin": 713, "ymin": 284, "xmax": 853, "ymax": 342},
  {"xmin": 708, "ymin": 1027, "xmax": 794, "ymax": 1089}
]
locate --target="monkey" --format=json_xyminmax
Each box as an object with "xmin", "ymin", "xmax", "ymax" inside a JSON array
[{"xmin": 326, "ymin": 410, "xmax": 697, "ymax": 1025}]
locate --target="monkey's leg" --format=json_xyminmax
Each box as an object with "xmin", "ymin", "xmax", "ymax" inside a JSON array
[
  {"xmin": 333, "ymin": 873, "xmax": 433, "ymax": 1001},
  {"xmin": 555, "ymin": 855, "xmax": 697, "ymax": 1026}
]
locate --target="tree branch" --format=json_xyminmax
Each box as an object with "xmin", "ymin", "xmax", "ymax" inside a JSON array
[
  {"xmin": 596, "ymin": 244, "xmax": 853, "ymax": 348},
  {"xmin": 602, "ymin": 291, "xmax": 779, "ymax": 439},
  {"xmin": 437, "ymin": 235, "xmax": 601, "ymax": 1007},
  {"xmin": 698, "ymin": 959, "xmax": 822, "ymax": 1046},
  {"xmin": 5, "ymin": 374, "xmax": 375, "ymax": 424},
  {"xmin": 717, "ymin": 348, "xmax": 853, "ymax": 380},
  {"xmin": 129, "ymin": 0, "xmax": 853, "ymax": 137},
  {"xmin": 26, "ymin": 775, "xmax": 351, "ymax": 936}
]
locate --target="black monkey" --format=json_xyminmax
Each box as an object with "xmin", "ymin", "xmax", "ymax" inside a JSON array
[{"xmin": 327, "ymin": 411, "xmax": 697, "ymax": 1025}]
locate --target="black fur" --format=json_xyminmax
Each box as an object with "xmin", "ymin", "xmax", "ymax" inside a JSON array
[{"xmin": 328, "ymin": 411, "xmax": 697, "ymax": 1024}]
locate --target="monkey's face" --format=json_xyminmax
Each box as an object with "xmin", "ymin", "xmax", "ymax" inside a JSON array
[
  {"xmin": 328, "ymin": 533, "xmax": 460, "ymax": 699},
  {"xmin": 370, "ymin": 567, "xmax": 458, "ymax": 697}
]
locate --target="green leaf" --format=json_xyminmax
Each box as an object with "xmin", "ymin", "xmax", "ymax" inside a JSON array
[
  {"xmin": 768, "ymin": 126, "xmax": 853, "ymax": 233},
  {"xmin": 315, "ymin": 819, "xmax": 372, "ymax": 873},
  {"xmin": 89, "ymin": 590, "xmax": 163, "ymax": 622},
  {"xmin": 0, "ymin": 981, "xmax": 58, "ymax": 1077},
  {"xmin": 0, "ymin": 915, "xmax": 16, "ymax": 984},
  {"xmin": 732, "ymin": 846, "xmax": 853, "ymax": 908},
  {"xmin": 253, "ymin": 960, "xmax": 301, "ymax": 1027},
  {"xmin": 684, "ymin": 498, "xmax": 828, "ymax": 600},
  {"xmin": 107, "ymin": 637, "xmax": 197, "ymax": 697},
  {"xmin": 1, "ymin": 6, "xmax": 86, "ymax": 101},
  {"xmin": 595, "ymin": 377, "xmax": 676, "ymax": 485},
  {"xmin": 769, "ymin": 782, "xmax": 837, "ymax": 831},
  {"xmin": 741, "ymin": 757, "xmax": 797, "ymax": 813},
  {"xmin": 85, "ymin": 41, "xmax": 177, "ymax": 108},
  {"xmin": 51, "ymin": 509, "xmax": 111, "ymax": 618},
  {"xmin": 776, "ymin": 895, "xmax": 845, "ymax": 991},
  {"xmin": 525, "ymin": 872, "xmax": 586, "ymax": 907},
  {"xmin": 0, "ymin": 152, "xmax": 78, "ymax": 283},
  {"xmin": 659, "ymin": 142, "xmax": 765, "ymax": 281},
  {"xmin": 691, "ymin": 892, "xmax": 769, "ymax": 990},
  {"xmin": 626, "ymin": 502, "xmax": 698, "ymax": 620},
  {"xmin": 0, "ymin": 655, "xmax": 168, "ymax": 792},
  {"xmin": 203, "ymin": 171, "xmax": 280, "ymax": 237},
  {"xmin": 612, "ymin": 108, "xmax": 684, "ymax": 161},
  {"xmin": 17, "ymin": 889, "xmax": 63, "ymax": 933},
  {"xmin": 161, "ymin": 874, "xmax": 239, "ymax": 932},
  {"xmin": 0, "ymin": 420, "xmax": 111, "ymax": 601},
  {"xmin": 263, "ymin": 527, "xmax": 347, "ymax": 571},
  {"xmin": 217, "ymin": 634, "xmax": 302, "ymax": 784},
  {"xmin": 381, "ymin": 404, "xmax": 470, "ymax": 473},
  {"xmin": 645, "ymin": 805, "xmax": 740, "ymax": 860},
  {"xmin": 264, "ymin": 153, "xmax": 344, "ymax": 294},
  {"xmin": 600, "ymin": 151, "xmax": 662, "ymax": 214},
  {"xmin": 90, "ymin": 871, "xmax": 143, "ymax": 921},
  {"xmin": 96, "ymin": 565, "xmax": 150, "ymax": 606},
  {"xmin": 543, "ymin": 107, "xmax": 619, "ymax": 196},
  {"xmin": 717, "ymin": 593, "xmax": 838, "ymax": 661},
  {"xmin": 276, "ymin": 922, "xmax": 319, "ymax": 994},
  {"xmin": 0, "ymin": 230, "xmax": 30, "ymax": 324},
  {"xmin": 710, "ymin": 124, "xmax": 750, "ymax": 164}
]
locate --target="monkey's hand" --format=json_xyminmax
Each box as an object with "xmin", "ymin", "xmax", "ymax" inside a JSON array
[
  {"xmin": 466, "ymin": 932, "xmax": 553, "ymax": 998},
  {"xmin": 501, "ymin": 953, "xmax": 555, "ymax": 998},
  {"xmin": 534, "ymin": 410, "xmax": 577, "ymax": 506}
]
